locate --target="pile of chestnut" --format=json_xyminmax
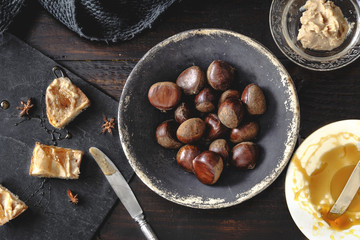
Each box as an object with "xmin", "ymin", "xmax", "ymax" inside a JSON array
[{"xmin": 148, "ymin": 60, "xmax": 266, "ymax": 185}]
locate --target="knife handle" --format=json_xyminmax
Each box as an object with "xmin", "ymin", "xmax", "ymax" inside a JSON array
[{"xmin": 134, "ymin": 214, "xmax": 158, "ymax": 240}]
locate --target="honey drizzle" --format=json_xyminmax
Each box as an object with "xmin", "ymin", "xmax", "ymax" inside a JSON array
[
  {"xmin": 0, "ymin": 100, "xmax": 9, "ymax": 110},
  {"xmin": 292, "ymin": 132, "xmax": 360, "ymax": 231},
  {"xmin": 14, "ymin": 94, "xmax": 72, "ymax": 146}
]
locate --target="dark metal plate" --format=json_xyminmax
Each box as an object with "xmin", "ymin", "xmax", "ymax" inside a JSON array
[{"xmin": 118, "ymin": 29, "xmax": 299, "ymax": 209}]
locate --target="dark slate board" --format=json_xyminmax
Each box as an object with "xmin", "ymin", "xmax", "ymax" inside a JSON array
[{"xmin": 0, "ymin": 33, "xmax": 134, "ymax": 240}]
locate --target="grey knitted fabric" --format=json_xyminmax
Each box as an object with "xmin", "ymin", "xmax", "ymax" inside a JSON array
[
  {"xmin": 0, "ymin": 0, "xmax": 25, "ymax": 33},
  {"xmin": 1, "ymin": 0, "xmax": 177, "ymax": 42}
]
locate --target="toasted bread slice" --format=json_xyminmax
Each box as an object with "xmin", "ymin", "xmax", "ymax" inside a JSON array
[
  {"xmin": 0, "ymin": 185, "xmax": 27, "ymax": 226},
  {"xmin": 29, "ymin": 142, "xmax": 84, "ymax": 179},
  {"xmin": 46, "ymin": 77, "xmax": 90, "ymax": 129}
]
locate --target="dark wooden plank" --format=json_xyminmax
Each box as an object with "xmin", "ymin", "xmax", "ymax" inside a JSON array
[
  {"xmin": 57, "ymin": 60, "xmax": 137, "ymax": 100},
  {"xmin": 6, "ymin": 0, "xmax": 360, "ymax": 239},
  {"xmin": 282, "ymin": 60, "xmax": 360, "ymax": 138},
  {"xmin": 97, "ymin": 171, "xmax": 306, "ymax": 240},
  {"xmin": 8, "ymin": 0, "xmax": 282, "ymax": 61}
]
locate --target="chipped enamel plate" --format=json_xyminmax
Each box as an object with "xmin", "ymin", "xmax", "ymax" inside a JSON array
[
  {"xmin": 118, "ymin": 29, "xmax": 300, "ymax": 209},
  {"xmin": 285, "ymin": 120, "xmax": 360, "ymax": 239}
]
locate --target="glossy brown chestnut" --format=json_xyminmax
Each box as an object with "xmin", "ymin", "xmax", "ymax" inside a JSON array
[
  {"xmin": 209, "ymin": 139, "xmax": 230, "ymax": 162},
  {"xmin": 193, "ymin": 151, "xmax": 223, "ymax": 185},
  {"xmin": 241, "ymin": 83, "xmax": 266, "ymax": 115},
  {"xmin": 231, "ymin": 142, "xmax": 259, "ymax": 169},
  {"xmin": 218, "ymin": 89, "xmax": 240, "ymax": 108},
  {"xmin": 218, "ymin": 98, "xmax": 245, "ymax": 129},
  {"xmin": 174, "ymin": 102, "xmax": 192, "ymax": 124},
  {"xmin": 176, "ymin": 118, "xmax": 206, "ymax": 144},
  {"xmin": 176, "ymin": 66, "xmax": 205, "ymax": 95},
  {"xmin": 203, "ymin": 113, "xmax": 228, "ymax": 141},
  {"xmin": 207, "ymin": 60, "xmax": 234, "ymax": 91},
  {"xmin": 230, "ymin": 121, "xmax": 259, "ymax": 143},
  {"xmin": 176, "ymin": 145, "xmax": 201, "ymax": 172},
  {"xmin": 155, "ymin": 120, "xmax": 182, "ymax": 149},
  {"xmin": 194, "ymin": 87, "xmax": 216, "ymax": 113},
  {"xmin": 148, "ymin": 81, "xmax": 182, "ymax": 111}
]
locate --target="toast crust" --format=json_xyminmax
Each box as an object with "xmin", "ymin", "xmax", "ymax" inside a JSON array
[
  {"xmin": 46, "ymin": 77, "xmax": 90, "ymax": 129},
  {"xmin": 0, "ymin": 185, "xmax": 27, "ymax": 226},
  {"xmin": 29, "ymin": 142, "xmax": 84, "ymax": 179}
]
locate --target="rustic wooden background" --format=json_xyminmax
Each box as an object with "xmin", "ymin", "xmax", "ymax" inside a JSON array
[{"xmin": 7, "ymin": 0, "xmax": 360, "ymax": 239}]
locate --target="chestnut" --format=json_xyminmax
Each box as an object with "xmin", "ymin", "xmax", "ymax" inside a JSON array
[
  {"xmin": 209, "ymin": 139, "xmax": 230, "ymax": 162},
  {"xmin": 176, "ymin": 66, "xmax": 205, "ymax": 95},
  {"xmin": 241, "ymin": 83, "xmax": 266, "ymax": 115},
  {"xmin": 148, "ymin": 81, "xmax": 182, "ymax": 111},
  {"xmin": 194, "ymin": 87, "xmax": 216, "ymax": 113},
  {"xmin": 176, "ymin": 118, "xmax": 206, "ymax": 144},
  {"xmin": 203, "ymin": 113, "xmax": 228, "ymax": 141},
  {"xmin": 176, "ymin": 145, "xmax": 201, "ymax": 172},
  {"xmin": 231, "ymin": 142, "xmax": 259, "ymax": 169},
  {"xmin": 155, "ymin": 120, "xmax": 182, "ymax": 149},
  {"xmin": 218, "ymin": 98, "xmax": 245, "ymax": 129},
  {"xmin": 207, "ymin": 60, "xmax": 234, "ymax": 91},
  {"xmin": 175, "ymin": 102, "xmax": 192, "ymax": 124},
  {"xmin": 218, "ymin": 89, "xmax": 240, "ymax": 108},
  {"xmin": 193, "ymin": 151, "xmax": 223, "ymax": 185},
  {"xmin": 230, "ymin": 121, "xmax": 259, "ymax": 143}
]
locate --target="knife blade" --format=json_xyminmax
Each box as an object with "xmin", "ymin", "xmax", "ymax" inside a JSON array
[
  {"xmin": 329, "ymin": 160, "xmax": 360, "ymax": 216},
  {"xmin": 89, "ymin": 147, "xmax": 158, "ymax": 240}
]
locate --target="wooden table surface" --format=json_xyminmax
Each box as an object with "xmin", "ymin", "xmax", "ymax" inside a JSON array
[{"xmin": 7, "ymin": 0, "xmax": 360, "ymax": 239}]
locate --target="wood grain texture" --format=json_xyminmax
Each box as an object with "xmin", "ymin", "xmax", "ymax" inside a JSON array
[
  {"xmin": 96, "ymin": 171, "xmax": 304, "ymax": 240},
  {"xmin": 284, "ymin": 61, "xmax": 360, "ymax": 138},
  {"xmin": 9, "ymin": 0, "xmax": 281, "ymax": 61},
  {"xmin": 57, "ymin": 60, "xmax": 137, "ymax": 100},
  {"xmin": 7, "ymin": 0, "xmax": 360, "ymax": 239}
]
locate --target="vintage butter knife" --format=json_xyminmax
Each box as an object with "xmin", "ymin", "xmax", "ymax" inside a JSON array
[
  {"xmin": 89, "ymin": 147, "xmax": 158, "ymax": 240},
  {"xmin": 329, "ymin": 160, "xmax": 360, "ymax": 216}
]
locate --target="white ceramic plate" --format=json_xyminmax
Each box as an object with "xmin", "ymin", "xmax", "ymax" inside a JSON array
[{"xmin": 285, "ymin": 120, "xmax": 360, "ymax": 239}]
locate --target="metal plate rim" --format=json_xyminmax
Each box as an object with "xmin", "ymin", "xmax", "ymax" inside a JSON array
[{"xmin": 118, "ymin": 28, "xmax": 300, "ymax": 209}]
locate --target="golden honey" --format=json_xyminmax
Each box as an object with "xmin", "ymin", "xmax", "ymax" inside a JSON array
[
  {"xmin": 29, "ymin": 142, "xmax": 83, "ymax": 179},
  {"xmin": 0, "ymin": 204, "xmax": 4, "ymax": 219},
  {"xmin": 294, "ymin": 140, "xmax": 360, "ymax": 230}
]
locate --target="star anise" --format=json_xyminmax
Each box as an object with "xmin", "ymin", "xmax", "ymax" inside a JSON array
[
  {"xmin": 16, "ymin": 98, "xmax": 34, "ymax": 117},
  {"xmin": 101, "ymin": 115, "xmax": 115, "ymax": 135},
  {"xmin": 67, "ymin": 189, "xmax": 78, "ymax": 205}
]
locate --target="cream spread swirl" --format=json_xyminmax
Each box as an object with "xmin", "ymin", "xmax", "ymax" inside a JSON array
[{"xmin": 297, "ymin": 0, "xmax": 350, "ymax": 51}]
